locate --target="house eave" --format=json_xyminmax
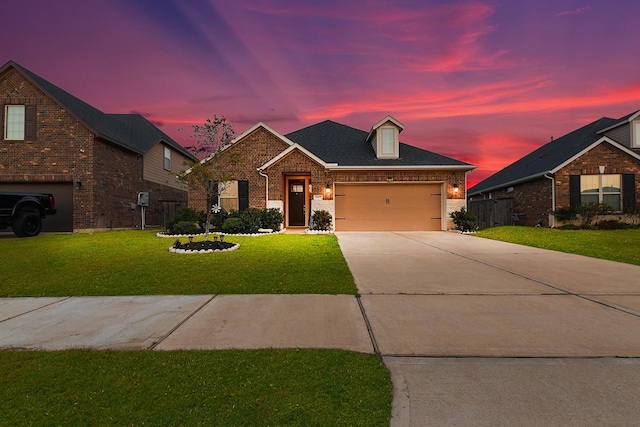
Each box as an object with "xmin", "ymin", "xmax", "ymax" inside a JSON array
[
  {"xmin": 597, "ymin": 111, "xmax": 640, "ymax": 134},
  {"xmin": 327, "ymin": 164, "xmax": 477, "ymax": 172},
  {"xmin": 468, "ymin": 171, "xmax": 551, "ymax": 197}
]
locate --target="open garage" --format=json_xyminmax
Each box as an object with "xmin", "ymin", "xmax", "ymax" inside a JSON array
[
  {"xmin": 0, "ymin": 183, "xmax": 73, "ymax": 232},
  {"xmin": 334, "ymin": 183, "xmax": 443, "ymax": 231}
]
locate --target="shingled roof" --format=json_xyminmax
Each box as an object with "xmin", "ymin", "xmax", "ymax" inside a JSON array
[
  {"xmin": 285, "ymin": 120, "xmax": 474, "ymax": 168},
  {"xmin": 468, "ymin": 116, "xmax": 625, "ymax": 195},
  {"xmin": 1, "ymin": 60, "xmax": 195, "ymax": 160}
]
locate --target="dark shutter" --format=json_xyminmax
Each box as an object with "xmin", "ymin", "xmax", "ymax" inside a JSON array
[
  {"xmin": 24, "ymin": 105, "xmax": 36, "ymax": 140},
  {"xmin": 238, "ymin": 180, "xmax": 249, "ymax": 211},
  {"xmin": 209, "ymin": 180, "xmax": 218, "ymax": 210},
  {"xmin": 623, "ymin": 173, "xmax": 636, "ymax": 210},
  {"xmin": 569, "ymin": 175, "xmax": 581, "ymax": 210}
]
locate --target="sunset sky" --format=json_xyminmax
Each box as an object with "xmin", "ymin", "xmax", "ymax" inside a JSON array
[{"xmin": 2, "ymin": 0, "xmax": 639, "ymax": 185}]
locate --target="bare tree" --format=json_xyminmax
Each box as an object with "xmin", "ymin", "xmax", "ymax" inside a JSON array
[{"xmin": 179, "ymin": 116, "xmax": 235, "ymax": 241}]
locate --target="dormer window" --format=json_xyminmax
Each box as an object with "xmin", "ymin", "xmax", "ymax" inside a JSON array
[
  {"xmin": 381, "ymin": 128, "xmax": 395, "ymax": 155},
  {"xmin": 367, "ymin": 115, "xmax": 403, "ymax": 159}
]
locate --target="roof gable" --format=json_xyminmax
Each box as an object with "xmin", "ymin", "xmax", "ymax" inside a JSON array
[{"xmin": 468, "ymin": 116, "xmax": 633, "ymax": 195}]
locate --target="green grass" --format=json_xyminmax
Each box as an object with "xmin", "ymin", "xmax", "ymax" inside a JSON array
[
  {"xmin": 0, "ymin": 349, "xmax": 392, "ymax": 426},
  {"xmin": 475, "ymin": 226, "xmax": 640, "ymax": 266},
  {"xmin": 0, "ymin": 231, "xmax": 357, "ymax": 296}
]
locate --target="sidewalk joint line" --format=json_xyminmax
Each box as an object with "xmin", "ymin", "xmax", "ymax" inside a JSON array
[
  {"xmin": 0, "ymin": 296, "xmax": 72, "ymax": 324},
  {"xmin": 148, "ymin": 295, "xmax": 217, "ymax": 350},
  {"xmin": 356, "ymin": 296, "xmax": 380, "ymax": 355}
]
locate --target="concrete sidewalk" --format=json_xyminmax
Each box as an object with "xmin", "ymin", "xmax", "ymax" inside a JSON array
[{"xmin": 0, "ymin": 294, "xmax": 372, "ymax": 352}]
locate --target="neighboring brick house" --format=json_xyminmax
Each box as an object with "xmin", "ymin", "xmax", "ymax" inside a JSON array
[
  {"xmin": 468, "ymin": 111, "xmax": 640, "ymax": 227},
  {"xmin": 0, "ymin": 60, "xmax": 196, "ymax": 232},
  {"xmin": 190, "ymin": 117, "xmax": 476, "ymax": 231}
]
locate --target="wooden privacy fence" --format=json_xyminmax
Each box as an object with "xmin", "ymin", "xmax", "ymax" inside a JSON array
[{"xmin": 469, "ymin": 198, "xmax": 514, "ymax": 229}]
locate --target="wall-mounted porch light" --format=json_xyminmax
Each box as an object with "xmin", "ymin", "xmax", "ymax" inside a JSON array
[
  {"xmin": 453, "ymin": 183, "xmax": 459, "ymax": 193},
  {"xmin": 325, "ymin": 183, "xmax": 331, "ymax": 194},
  {"xmin": 75, "ymin": 181, "xmax": 82, "ymax": 190}
]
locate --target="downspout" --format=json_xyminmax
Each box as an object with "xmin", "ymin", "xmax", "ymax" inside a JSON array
[
  {"xmin": 544, "ymin": 173, "xmax": 556, "ymax": 227},
  {"xmin": 258, "ymin": 168, "xmax": 269, "ymax": 208}
]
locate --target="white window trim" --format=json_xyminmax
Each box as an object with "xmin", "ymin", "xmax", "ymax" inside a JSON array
[
  {"xmin": 163, "ymin": 146, "xmax": 172, "ymax": 171},
  {"xmin": 377, "ymin": 126, "xmax": 399, "ymax": 159},
  {"xmin": 4, "ymin": 105, "xmax": 25, "ymax": 140},
  {"xmin": 580, "ymin": 174, "xmax": 622, "ymax": 211}
]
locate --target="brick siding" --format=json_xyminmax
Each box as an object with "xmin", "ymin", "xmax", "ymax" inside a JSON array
[
  {"xmin": 1, "ymin": 68, "xmax": 188, "ymax": 231},
  {"xmin": 479, "ymin": 141, "xmax": 640, "ymax": 227}
]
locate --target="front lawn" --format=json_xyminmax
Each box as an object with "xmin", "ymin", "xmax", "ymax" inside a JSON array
[
  {"xmin": 0, "ymin": 231, "xmax": 357, "ymax": 296},
  {"xmin": 0, "ymin": 349, "xmax": 392, "ymax": 426},
  {"xmin": 475, "ymin": 226, "xmax": 640, "ymax": 266}
]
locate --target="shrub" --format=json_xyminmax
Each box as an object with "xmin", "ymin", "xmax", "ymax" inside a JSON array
[
  {"xmin": 312, "ymin": 210, "xmax": 332, "ymax": 230},
  {"xmin": 261, "ymin": 208, "xmax": 283, "ymax": 231},
  {"xmin": 167, "ymin": 207, "xmax": 205, "ymax": 232},
  {"xmin": 576, "ymin": 202, "xmax": 614, "ymax": 226},
  {"xmin": 240, "ymin": 208, "xmax": 263, "ymax": 233},
  {"xmin": 208, "ymin": 208, "xmax": 229, "ymax": 232},
  {"xmin": 553, "ymin": 207, "xmax": 577, "ymax": 222},
  {"xmin": 557, "ymin": 223, "xmax": 580, "ymax": 230},
  {"xmin": 171, "ymin": 221, "xmax": 201, "ymax": 235},
  {"xmin": 596, "ymin": 220, "xmax": 623, "ymax": 230},
  {"xmin": 221, "ymin": 217, "xmax": 244, "ymax": 234},
  {"xmin": 450, "ymin": 207, "xmax": 477, "ymax": 232}
]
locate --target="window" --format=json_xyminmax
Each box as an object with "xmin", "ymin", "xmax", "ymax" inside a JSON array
[
  {"xmin": 4, "ymin": 105, "xmax": 36, "ymax": 140},
  {"xmin": 215, "ymin": 180, "xmax": 249, "ymax": 212},
  {"xmin": 219, "ymin": 180, "xmax": 239, "ymax": 211},
  {"xmin": 381, "ymin": 128, "xmax": 395, "ymax": 155},
  {"xmin": 633, "ymin": 121, "xmax": 640, "ymax": 148},
  {"xmin": 580, "ymin": 174, "xmax": 621, "ymax": 211},
  {"xmin": 163, "ymin": 146, "xmax": 171, "ymax": 170},
  {"xmin": 5, "ymin": 105, "xmax": 25, "ymax": 140}
]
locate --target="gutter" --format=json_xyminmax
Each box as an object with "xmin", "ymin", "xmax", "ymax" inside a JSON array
[
  {"xmin": 258, "ymin": 168, "xmax": 269, "ymax": 207},
  {"xmin": 468, "ymin": 171, "xmax": 550, "ymax": 197},
  {"xmin": 544, "ymin": 173, "xmax": 556, "ymax": 228}
]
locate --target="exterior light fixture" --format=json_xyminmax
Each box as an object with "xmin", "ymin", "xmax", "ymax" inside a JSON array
[
  {"xmin": 325, "ymin": 183, "xmax": 331, "ymax": 194},
  {"xmin": 453, "ymin": 183, "xmax": 459, "ymax": 193},
  {"xmin": 75, "ymin": 181, "xmax": 82, "ymax": 190}
]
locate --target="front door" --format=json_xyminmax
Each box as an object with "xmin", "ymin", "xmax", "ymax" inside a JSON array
[{"xmin": 288, "ymin": 179, "xmax": 306, "ymax": 226}]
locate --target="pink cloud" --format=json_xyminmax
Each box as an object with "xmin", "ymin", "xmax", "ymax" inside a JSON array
[{"xmin": 555, "ymin": 6, "xmax": 591, "ymax": 17}]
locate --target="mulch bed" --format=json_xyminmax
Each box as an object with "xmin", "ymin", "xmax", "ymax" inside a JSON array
[{"xmin": 171, "ymin": 240, "xmax": 236, "ymax": 251}]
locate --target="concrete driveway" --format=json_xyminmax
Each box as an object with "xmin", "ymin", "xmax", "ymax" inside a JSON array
[{"xmin": 337, "ymin": 231, "xmax": 640, "ymax": 426}]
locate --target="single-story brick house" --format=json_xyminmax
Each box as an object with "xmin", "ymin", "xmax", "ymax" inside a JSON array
[
  {"xmin": 1, "ymin": 60, "xmax": 196, "ymax": 232},
  {"xmin": 189, "ymin": 117, "xmax": 476, "ymax": 231},
  {"xmin": 468, "ymin": 111, "xmax": 640, "ymax": 227}
]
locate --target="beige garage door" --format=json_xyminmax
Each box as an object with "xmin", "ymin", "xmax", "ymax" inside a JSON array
[{"xmin": 334, "ymin": 183, "xmax": 443, "ymax": 231}]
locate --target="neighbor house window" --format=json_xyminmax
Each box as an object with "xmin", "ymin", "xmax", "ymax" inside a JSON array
[
  {"xmin": 163, "ymin": 146, "xmax": 171, "ymax": 170},
  {"xmin": 4, "ymin": 105, "xmax": 36, "ymax": 140},
  {"xmin": 580, "ymin": 174, "xmax": 621, "ymax": 211},
  {"xmin": 216, "ymin": 180, "xmax": 249, "ymax": 212},
  {"xmin": 633, "ymin": 121, "xmax": 640, "ymax": 148},
  {"xmin": 381, "ymin": 128, "xmax": 395, "ymax": 155}
]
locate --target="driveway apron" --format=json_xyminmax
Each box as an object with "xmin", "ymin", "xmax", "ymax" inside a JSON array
[{"xmin": 337, "ymin": 231, "xmax": 640, "ymax": 426}]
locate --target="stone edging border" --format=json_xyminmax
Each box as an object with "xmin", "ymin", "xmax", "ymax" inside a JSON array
[
  {"xmin": 157, "ymin": 230, "xmax": 285, "ymax": 238},
  {"xmin": 169, "ymin": 243, "xmax": 240, "ymax": 254}
]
